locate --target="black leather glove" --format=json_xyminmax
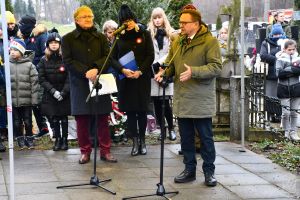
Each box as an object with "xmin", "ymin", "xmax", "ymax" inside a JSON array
[{"xmin": 152, "ymin": 62, "xmax": 161, "ymax": 73}]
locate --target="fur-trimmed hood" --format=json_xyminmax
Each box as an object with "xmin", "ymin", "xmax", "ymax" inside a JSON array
[{"xmin": 32, "ymin": 24, "xmax": 47, "ymax": 37}]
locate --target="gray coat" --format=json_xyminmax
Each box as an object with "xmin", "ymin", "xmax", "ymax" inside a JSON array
[{"xmin": 10, "ymin": 52, "xmax": 39, "ymax": 107}]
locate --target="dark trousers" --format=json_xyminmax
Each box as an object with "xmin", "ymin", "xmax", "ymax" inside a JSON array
[
  {"xmin": 52, "ymin": 115, "xmax": 68, "ymax": 138},
  {"xmin": 153, "ymin": 98, "xmax": 173, "ymax": 130},
  {"xmin": 0, "ymin": 107, "xmax": 6, "ymax": 128},
  {"xmin": 13, "ymin": 106, "xmax": 32, "ymax": 137},
  {"xmin": 178, "ymin": 118, "xmax": 216, "ymax": 174},
  {"xmin": 32, "ymin": 105, "xmax": 48, "ymax": 131},
  {"xmin": 127, "ymin": 111, "xmax": 147, "ymax": 138},
  {"xmin": 75, "ymin": 115, "xmax": 111, "ymax": 156}
]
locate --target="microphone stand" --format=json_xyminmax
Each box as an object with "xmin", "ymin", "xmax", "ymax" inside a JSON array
[
  {"xmin": 57, "ymin": 34, "xmax": 121, "ymax": 195},
  {"xmin": 122, "ymin": 47, "xmax": 180, "ymax": 200}
]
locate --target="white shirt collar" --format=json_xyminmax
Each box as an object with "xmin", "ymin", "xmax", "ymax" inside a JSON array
[{"xmin": 188, "ymin": 34, "xmax": 196, "ymax": 40}]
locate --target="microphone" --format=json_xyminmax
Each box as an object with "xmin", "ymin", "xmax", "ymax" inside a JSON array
[{"xmin": 113, "ymin": 24, "xmax": 128, "ymax": 35}]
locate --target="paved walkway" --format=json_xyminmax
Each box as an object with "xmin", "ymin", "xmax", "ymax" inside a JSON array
[{"xmin": 0, "ymin": 142, "xmax": 299, "ymax": 200}]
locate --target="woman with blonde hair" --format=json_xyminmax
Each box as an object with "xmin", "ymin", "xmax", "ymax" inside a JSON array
[{"xmin": 147, "ymin": 7, "xmax": 176, "ymax": 141}]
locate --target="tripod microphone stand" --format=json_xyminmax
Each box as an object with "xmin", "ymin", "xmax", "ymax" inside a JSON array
[
  {"xmin": 122, "ymin": 73, "xmax": 179, "ymax": 200},
  {"xmin": 57, "ymin": 35, "xmax": 121, "ymax": 195}
]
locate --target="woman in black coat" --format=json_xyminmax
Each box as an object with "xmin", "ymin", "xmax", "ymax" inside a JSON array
[
  {"xmin": 112, "ymin": 4, "xmax": 154, "ymax": 156},
  {"xmin": 260, "ymin": 24, "xmax": 284, "ymax": 122},
  {"xmin": 38, "ymin": 32, "xmax": 70, "ymax": 151}
]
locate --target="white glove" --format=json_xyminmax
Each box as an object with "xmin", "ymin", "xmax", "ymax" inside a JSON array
[{"xmin": 53, "ymin": 91, "xmax": 63, "ymax": 101}]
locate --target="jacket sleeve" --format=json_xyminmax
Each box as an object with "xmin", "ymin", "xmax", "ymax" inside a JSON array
[
  {"xmin": 164, "ymin": 38, "xmax": 178, "ymax": 78},
  {"xmin": 138, "ymin": 31, "xmax": 154, "ymax": 74},
  {"xmin": 38, "ymin": 58, "xmax": 56, "ymax": 94},
  {"xmin": 0, "ymin": 67, "xmax": 5, "ymax": 85},
  {"xmin": 190, "ymin": 37, "xmax": 222, "ymax": 79},
  {"xmin": 60, "ymin": 71, "xmax": 70, "ymax": 98},
  {"xmin": 260, "ymin": 41, "xmax": 276, "ymax": 65},
  {"xmin": 61, "ymin": 35, "xmax": 90, "ymax": 79},
  {"xmin": 30, "ymin": 64, "xmax": 39, "ymax": 105}
]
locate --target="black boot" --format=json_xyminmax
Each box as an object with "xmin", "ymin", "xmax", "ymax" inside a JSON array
[
  {"xmin": 60, "ymin": 137, "xmax": 68, "ymax": 150},
  {"xmin": 53, "ymin": 138, "xmax": 62, "ymax": 151},
  {"xmin": 168, "ymin": 129, "xmax": 177, "ymax": 141},
  {"xmin": 131, "ymin": 137, "xmax": 139, "ymax": 156},
  {"xmin": 139, "ymin": 137, "xmax": 147, "ymax": 155}
]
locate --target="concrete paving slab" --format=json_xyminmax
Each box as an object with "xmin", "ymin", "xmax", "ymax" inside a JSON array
[
  {"xmin": 151, "ymin": 166, "xmax": 184, "ymax": 177},
  {"xmin": 1, "ymin": 155, "xmax": 50, "ymax": 166},
  {"xmin": 4, "ymin": 171, "xmax": 58, "ymax": 184},
  {"xmin": 215, "ymin": 173, "xmax": 269, "ymax": 186},
  {"xmin": 0, "ymin": 195, "xmax": 8, "ymax": 200},
  {"xmin": 226, "ymin": 184, "xmax": 294, "ymax": 199},
  {"xmin": 0, "ymin": 143, "xmax": 297, "ymax": 200},
  {"xmin": 142, "ymin": 158, "xmax": 182, "ymax": 168},
  {"xmin": 0, "ymin": 174, "xmax": 5, "ymax": 184},
  {"xmin": 214, "ymin": 164, "xmax": 251, "ymax": 175},
  {"xmin": 13, "ymin": 182, "xmax": 64, "ymax": 195},
  {"xmin": 214, "ymin": 156, "xmax": 232, "ymax": 165},
  {"xmin": 215, "ymin": 144, "xmax": 257, "ymax": 156},
  {"xmin": 223, "ymin": 154, "xmax": 273, "ymax": 164},
  {"xmin": 258, "ymin": 172, "xmax": 299, "ymax": 196},
  {"xmin": 15, "ymin": 193, "xmax": 70, "ymax": 200},
  {"xmin": 173, "ymin": 187, "xmax": 242, "ymax": 200},
  {"xmin": 0, "ymin": 184, "xmax": 7, "ymax": 196},
  {"xmin": 240, "ymin": 163, "xmax": 288, "ymax": 173},
  {"xmin": 3, "ymin": 163, "xmax": 53, "ymax": 174}
]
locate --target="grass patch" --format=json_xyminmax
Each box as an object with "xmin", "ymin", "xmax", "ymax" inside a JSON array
[
  {"xmin": 40, "ymin": 21, "xmax": 75, "ymax": 36},
  {"xmin": 249, "ymin": 139, "xmax": 300, "ymax": 173}
]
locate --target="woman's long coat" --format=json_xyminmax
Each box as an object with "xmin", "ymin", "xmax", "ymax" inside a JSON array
[
  {"xmin": 112, "ymin": 27, "xmax": 154, "ymax": 112},
  {"xmin": 38, "ymin": 53, "xmax": 71, "ymax": 116},
  {"xmin": 61, "ymin": 26, "xmax": 113, "ymax": 115}
]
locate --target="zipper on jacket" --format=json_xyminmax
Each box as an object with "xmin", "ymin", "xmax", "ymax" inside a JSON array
[
  {"xmin": 16, "ymin": 63, "xmax": 19, "ymax": 106},
  {"xmin": 288, "ymin": 55, "xmax": 292, "ymax": 98}
]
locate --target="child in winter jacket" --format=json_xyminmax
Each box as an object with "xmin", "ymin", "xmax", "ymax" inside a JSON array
[
  {"xmin": 38, "ymin": 32, "xmax": 70, "ymax": 151},
  {"xmin": 0, "ymin": 57, "xmax": 6, "ymax": 152},
  {"xmin": 276, "ymin": 39, "xmax": 300, "ymax": 141},
  {"xmin": 9, "ymin": 39, "xmax": 39, "ymax": 149}
]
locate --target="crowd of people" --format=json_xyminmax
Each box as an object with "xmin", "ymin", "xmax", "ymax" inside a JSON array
[{"xmin": 0, "ymin": 3, "xmax": 299, "ymax": 187}]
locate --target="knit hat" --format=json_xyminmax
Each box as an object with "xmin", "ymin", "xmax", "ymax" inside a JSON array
[
  {"xmin": 271, "ymin": 24, "xmax": 284, "ymax": 36},
  {"xmin": 19, "ymin": 15, "xmax": 36, "ymax": 36},
  {"xmin": 180, "ymin": 4, "xmax": 201, "ymax": 23},
  {"xmin": 118, "ymin": 4, "xmax": 137, "ymax": 25},
  {"xmin": 10, "ymin": 39, "xmax": 26, "ymax": 55},
  {"xmin": 0, "ymin": 11, "xmax": 16, "ymax": 24},
  {"xmin": 46, "ymin": 32, "xmax": 61, "ymax": 47}
]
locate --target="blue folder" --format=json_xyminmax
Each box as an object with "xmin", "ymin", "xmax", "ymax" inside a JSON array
[{"xmin": 118, "ymin": 51, "xmax": 139, "ymax": 80}]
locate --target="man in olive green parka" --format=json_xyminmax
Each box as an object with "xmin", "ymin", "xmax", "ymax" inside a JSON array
[{"xmin": 155, "ymin": 4, "xmax": 222, "ymax": 187}]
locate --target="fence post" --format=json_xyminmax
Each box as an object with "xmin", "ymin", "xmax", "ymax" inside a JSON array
[{"xmin": 230, "ymin": 75, "xmax": 249, "ymax": 141}]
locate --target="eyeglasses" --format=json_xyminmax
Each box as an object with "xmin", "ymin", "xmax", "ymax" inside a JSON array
[
  {"xmin": 77, "ymin": 15, "xmax": 94, "ymax": 20},
  {"xmin": 179, "ymin": 21, "xmax": 196, "ymax": 26}
]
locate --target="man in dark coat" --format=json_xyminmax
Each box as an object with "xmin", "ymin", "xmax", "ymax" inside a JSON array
[{"xmin": 61, "ymin": 5, "xmax": 117, "ymax": 164}]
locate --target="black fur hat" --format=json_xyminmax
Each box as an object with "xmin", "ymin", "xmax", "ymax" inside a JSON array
[
  {"xmin": 118, "ymin": 4, "xmax": 137, "ymax": 25},
  {"xmin": 46, "ymin": 32, "xmax": 61, "ymax": 47}
]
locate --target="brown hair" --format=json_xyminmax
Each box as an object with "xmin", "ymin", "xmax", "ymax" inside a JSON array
[
  {"xmin": 284, "ymin": 39, "xmax": 297, "ymax": 49},
  {"xmin": 45, "ymin": 47, "xmax": 62, "ymax": 61}
]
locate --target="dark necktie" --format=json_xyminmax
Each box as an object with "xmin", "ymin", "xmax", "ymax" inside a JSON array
[{"xmin": 187, "ymin": 37, "xmax": 191, "ymax": 45}]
